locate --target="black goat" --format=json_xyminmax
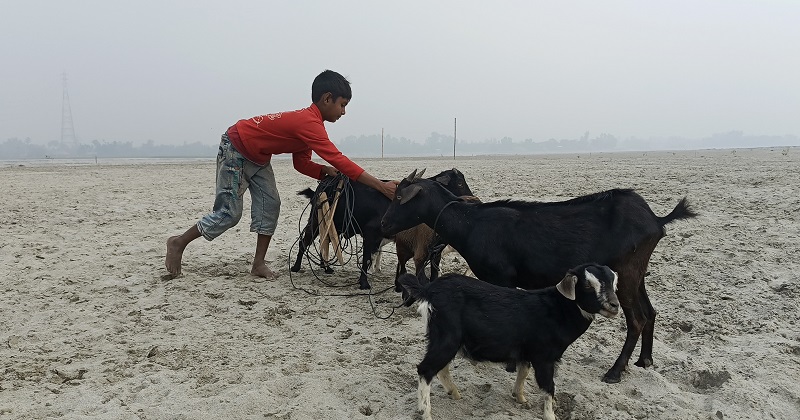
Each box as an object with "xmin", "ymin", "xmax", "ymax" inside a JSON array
[
  {"xmin": 291, "ymin": 169, "xmax": 471, "ymax": 290},
  {"xmin": 398, "ymin": 263, "xmax": 620, "ymax": 420},
  {"xmin": 381, "ymin": 169, "xmax": 697, "ymax": 383}
]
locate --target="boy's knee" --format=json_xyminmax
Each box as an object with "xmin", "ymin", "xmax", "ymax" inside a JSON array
[
  {"xmin": 226, "ymin": 213, "xmax": 243, "ymax": 228},
  {"xmin": 204, "ymin": 214, "xmax": 242, "ymax": 239}
]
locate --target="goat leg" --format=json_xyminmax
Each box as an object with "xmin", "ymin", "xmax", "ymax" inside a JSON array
[
  {"xmin": 603, "ymin": 305, "xmax": 644, "ymax": 383},
  {"xmin": 417, "ymin": 376, "xmax": 433, "ymax": 420},
  {"xmin": 634, "ymin": 282, "xmax": 657, "ymax": 368},
  {"xmin": 532, "ymin": 362, "xmax": 557, "ymax": 420},
  {"xmin": 543, "ymin": 394, "xmax": 556, "ymax": 420},
  {"xmin": 358, "ymin": 236, "xmax": 381, "ymax": 289},
  {"xmin": 436, "ymin": 363, "xmax": 461, "ymax": 400},
  {"xmin": 291, "ymin": 214, "xmax": 317, "ymax": 272},
  {"xmin": 511, "ymin": 362, "xmax": 531, "ymax": 404}
]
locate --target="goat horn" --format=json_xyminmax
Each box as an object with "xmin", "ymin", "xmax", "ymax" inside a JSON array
[
  {"xmin": 415, "ymin": 168, "xmax": 426, "ymax": 181},
  {"xmin": 405, "ymin": 169, "xmax": 418, "ymax": 182}
]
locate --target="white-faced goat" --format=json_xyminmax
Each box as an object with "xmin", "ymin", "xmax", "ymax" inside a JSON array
[
  {"xmin": 381, "ymin": 169, "xmax": 697, "ymax": 383},
  {"xmin": 398, "ymin": 263, "xmax": 620, "ymax": 420},
  {"xmin": 291, "ymin": 169, "xmax": 472, "ymax": 290}
]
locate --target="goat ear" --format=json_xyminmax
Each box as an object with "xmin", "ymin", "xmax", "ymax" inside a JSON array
[
  {"xmin": 400, "ymin": 184, "xmax": 422, "ymax": 204},
  {"xmin": 556, "ymin": 274, "xmax": 578, "ymax": 300},
  {"xmin": 435, "ymin": 174, "xmax": 451, "ymax": 185}
]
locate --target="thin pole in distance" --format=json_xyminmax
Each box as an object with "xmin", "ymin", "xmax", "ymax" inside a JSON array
[{"xmin": 453, "ymin": 117, "xmax": 457, "ymax": 160}]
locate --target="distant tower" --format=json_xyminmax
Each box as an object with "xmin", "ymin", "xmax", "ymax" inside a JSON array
[{"xmin": 61, "ymin": 72, "xmax": 77, "ymax": 145}]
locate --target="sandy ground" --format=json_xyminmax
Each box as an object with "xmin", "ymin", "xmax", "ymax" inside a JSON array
[{"xmin": 2, "ymin": 147, "xmax": 799, "ymax": 420}]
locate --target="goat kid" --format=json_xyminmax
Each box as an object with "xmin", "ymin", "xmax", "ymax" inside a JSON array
[{"xmin": 399, "ymin": 263, "xmax": 620, "ymax": 420}]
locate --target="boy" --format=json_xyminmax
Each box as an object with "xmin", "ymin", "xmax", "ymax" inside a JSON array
[{"xmin": 165, "ymin": 70, "xmax": 397, "ymax": 280}]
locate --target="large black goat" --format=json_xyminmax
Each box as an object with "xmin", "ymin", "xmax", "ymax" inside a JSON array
[
  {"xmin": 291, "ymin": 169, "xmax": 471, "ymax": 290},
  {"xmin": 381, "ymin": 170, "xmax": 697, "ymax": 383},
  {"xmin": 398, "ymin": 263, "xmax": 620, "ymax": 420}
]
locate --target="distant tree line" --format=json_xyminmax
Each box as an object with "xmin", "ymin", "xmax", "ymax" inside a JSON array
[
  {"xmin": 1, "ymin": 131, "xmax": 797, "ymax": 160},
  {"xmin": 0, "ymin": 138, "xmax": 216, "ymax": 159},
  {"xmin": 336, "ymin": 131, "xmax": 800, "ymax": 157}
]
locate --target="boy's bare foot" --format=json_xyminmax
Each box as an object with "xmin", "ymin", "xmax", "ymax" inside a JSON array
[
  {"xmin": 251, "ymin": 263, "xmax": 277, "ymax": 281},
  {"xmin": 165, "ymin": 236, "xmax": 185, "ymax": 277}
]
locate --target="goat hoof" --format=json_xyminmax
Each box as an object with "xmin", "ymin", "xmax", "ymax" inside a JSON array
[
  {"xmin": 290, "ymin": 265, "xmax": 301, "ymax": 272},
  {"xmin": 511, "ymin": 392, "xmax": 527, "ymax": 404},
  {"xmin": 359, "ymin": 282, "xmax": 372, "ymax": 290},
  {"xmin": 634, "ymin": 358, "xmax": 653, "ymax": 368},
  {"xmin": 324, "ymin": 267, "xmax": 334, "ymax": 274},
  {"xmin": 602, "ymin": 371, "xmax": 622, "ymax": 384}
]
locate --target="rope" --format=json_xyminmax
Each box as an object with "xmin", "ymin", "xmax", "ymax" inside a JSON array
[
  {"xmin": 418, "ymin": 198, "xmax": 460, "ymax": 278},
  {"xmin": 432, "ymin": 199, "xmax": 459, "ymax": 236}
]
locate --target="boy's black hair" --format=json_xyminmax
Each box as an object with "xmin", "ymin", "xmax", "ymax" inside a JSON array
[{"xmin": 311, "ymin": 70, "xmax": 352, "ymax": 102}]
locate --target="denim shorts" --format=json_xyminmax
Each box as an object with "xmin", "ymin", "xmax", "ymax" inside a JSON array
[{"xmin": 196, "ymin": 133, "xmax": 281, "ymax": 240}]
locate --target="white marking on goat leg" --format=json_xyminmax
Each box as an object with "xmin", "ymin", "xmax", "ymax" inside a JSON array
[
  {"xmin": 436, "ymin": 363, "xmax": 461, "ymax": 400},
  {"xmin": 418, "ymin": 376, "xmax": 433, "ymax": 420},
  {"xmin": 417, "ymin": 300, "xmax": 433, "ymax": 328},
  {"xmin": 543, "ymin": 394, "xmax": 556, "ymax": 420},
  {"xmin": 512, "ymin": 362, "xmax": 530, "ymax": 403},
  {"xmin": 371, "ymin": 249, "xmax": 382, "ymax": 273},
  {"xmin": 371, "ymin": 239, "xmax": 393, "ymax": 273}
]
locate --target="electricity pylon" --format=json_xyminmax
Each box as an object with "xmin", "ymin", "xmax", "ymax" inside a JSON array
[{"xmin": 61, "ymin": 72, "xmax": 77, "ymax": 145}]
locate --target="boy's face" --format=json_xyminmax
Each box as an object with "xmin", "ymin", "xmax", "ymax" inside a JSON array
[{"xmin": 318, "ymin": 93, "xmax": 349, "ymax": 123}]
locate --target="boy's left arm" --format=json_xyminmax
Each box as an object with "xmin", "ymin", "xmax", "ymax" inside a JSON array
[{"xmin": 292, "ymin": 149, "xmax": 326, "ymax": 179}]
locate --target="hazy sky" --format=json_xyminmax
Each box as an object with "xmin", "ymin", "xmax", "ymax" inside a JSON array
[{"xmin": 2, "ymin": 1, "xmax": 799, "ymax": 146}]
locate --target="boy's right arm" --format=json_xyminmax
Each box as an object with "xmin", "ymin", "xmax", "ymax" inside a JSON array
[
  {"xmin": 296, "ymin": 123, "xmax": 397, "ymax": 197},
  {"xmin": 357, "ymin": 171, "xmax": 398, "ymax": 200}
]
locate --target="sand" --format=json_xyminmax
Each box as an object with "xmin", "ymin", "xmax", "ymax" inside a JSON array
[{"xmin": 2, "ymin": 147, "xmax": 799, "ymax": 419}]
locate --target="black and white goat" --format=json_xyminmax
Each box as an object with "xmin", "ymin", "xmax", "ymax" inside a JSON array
[
  {"xmin": 398, "ymin": 263, "xmax": 620, "ymax": 420},
  {"xmin": 291, "ymin": 169, "xmax": 471, "ymax": 290},
  {"xmin": 382, "ymin": 169, "xmax": 697, "ymax": 383}
]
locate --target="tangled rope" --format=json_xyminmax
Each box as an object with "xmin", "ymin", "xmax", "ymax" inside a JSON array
[{"xmin": 287, "ymin": 173, "xmax": 408, "ymax": 319}]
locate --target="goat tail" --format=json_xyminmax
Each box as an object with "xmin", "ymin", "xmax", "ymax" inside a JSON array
[
  {"xmin": 659, "ymin": 197, "xmax": 698, "ymax": 226},
  {"xmin": 398, "ymin": 273, "xmax": 427, "ymax": 300},
  {"xmin": 296, "ymin": 188, "xmax": 315, "ymax": 199}
]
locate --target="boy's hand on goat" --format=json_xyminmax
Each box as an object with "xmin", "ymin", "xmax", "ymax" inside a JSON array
[{"xmin": 320, "ymin": 166, "xmax": 339, "ymax": 177}]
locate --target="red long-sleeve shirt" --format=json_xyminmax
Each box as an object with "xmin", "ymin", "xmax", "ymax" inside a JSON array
[{"xmin": 227, "ymin": 103, "xmax": 364, "ymax": 180}]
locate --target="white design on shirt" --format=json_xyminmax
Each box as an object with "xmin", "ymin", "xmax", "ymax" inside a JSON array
[{"xmin": 251, "ymin": 113, "xmax": 283, "ymax": 126}]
